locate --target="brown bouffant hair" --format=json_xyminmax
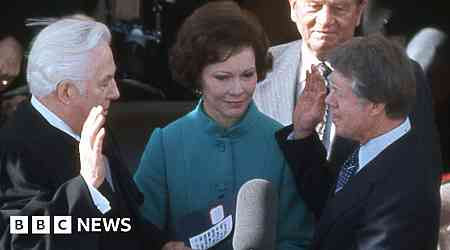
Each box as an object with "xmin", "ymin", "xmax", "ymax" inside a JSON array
[{"xmin": 169, "ymin": 1, "xmax": 273, "ymax": 90}]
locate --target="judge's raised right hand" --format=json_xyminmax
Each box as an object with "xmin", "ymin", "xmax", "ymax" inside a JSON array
[{"xmin": 79, "ymin": 106, "xmax": 106, "ymax": 188}]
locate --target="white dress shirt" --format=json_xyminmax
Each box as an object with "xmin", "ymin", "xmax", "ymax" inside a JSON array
[
  {"xmin": 298, "ymin": 43, "xmax": 322, "ymax": 89},
  {"xmin": 31, "ymin": 96, "xmax": 112, "ymax": 214}
]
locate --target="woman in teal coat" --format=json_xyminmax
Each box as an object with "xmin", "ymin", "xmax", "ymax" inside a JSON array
[{"xmin": 134, "ymin": 2, "xmax": 313, "ymax": 250}]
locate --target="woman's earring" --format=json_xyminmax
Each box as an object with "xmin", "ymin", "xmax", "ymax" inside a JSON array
[{"xmin": 193, "ymin": 89, "xmax": 202, "ymax": 97}]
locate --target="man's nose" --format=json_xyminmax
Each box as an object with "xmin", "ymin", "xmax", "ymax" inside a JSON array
[
  {"xmin": 109, "ymin": 79, "xmax": 120, "ymax": 100},
  {"xmin": 316, "ymin": 5, "xmax": 335, "ymax": 27}
]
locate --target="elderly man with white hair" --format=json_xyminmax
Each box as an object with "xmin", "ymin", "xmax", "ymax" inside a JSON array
[{"xmin": 0, "ymin": 17, "xmax": 185, "ymax": 250}]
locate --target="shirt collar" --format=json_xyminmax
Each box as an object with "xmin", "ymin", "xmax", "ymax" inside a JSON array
[
  {"xmin": 31, "ymin": 95, "xmax": 81, "ymax": 141},
  {"xmin": 300, "ymin": 43, "xmax": 322, "ymax": 82},
  {"xmin": 192, "ymin": 99, "xmax": 258, "ymax": 138},
  {"xmin": 358, "ymin": 117, "xmax": 411, "ymax": 170}
]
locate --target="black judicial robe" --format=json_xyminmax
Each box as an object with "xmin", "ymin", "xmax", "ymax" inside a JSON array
[{"xmin": 0, "ymin": 101, "xmax": 167, "ymax": 250}]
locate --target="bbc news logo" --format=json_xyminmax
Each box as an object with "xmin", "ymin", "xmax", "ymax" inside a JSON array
[{"xmin": 10, "ymin": 216, "xmax": 131, "ymax": 234}]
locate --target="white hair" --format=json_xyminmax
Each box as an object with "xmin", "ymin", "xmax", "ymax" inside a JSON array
[{"xmin": 27, "ymin": 18, "xmax": 111, "ymax": 97}]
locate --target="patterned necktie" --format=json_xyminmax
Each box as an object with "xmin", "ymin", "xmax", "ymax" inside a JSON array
[
  {"xmin": 335, "ymin": 147, "xmax": 360, "ymax": 193},
  {"xmin": 317, "ymin": 62, "xmax": 333, "ymax": 157}
]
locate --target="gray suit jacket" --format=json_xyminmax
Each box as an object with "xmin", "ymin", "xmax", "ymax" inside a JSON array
[{"xmin": 254, "ymin": 40, "xmax": 303, "ymax": 126}]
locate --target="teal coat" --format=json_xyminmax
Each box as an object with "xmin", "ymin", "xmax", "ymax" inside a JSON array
[{"xmin": 134, "ymin": 101, "xmax": 313, "ymax": 250}]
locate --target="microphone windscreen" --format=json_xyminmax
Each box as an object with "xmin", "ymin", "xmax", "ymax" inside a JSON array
[{"xmin": 232, "ymin": 179, "xmax": 278, "ymax": 250}]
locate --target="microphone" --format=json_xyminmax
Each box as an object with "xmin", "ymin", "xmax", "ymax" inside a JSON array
[{"xmin": 232, "ymin": 179, "xmax": 278, "ymax": 250}]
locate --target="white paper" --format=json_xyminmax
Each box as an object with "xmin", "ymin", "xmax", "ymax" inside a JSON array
[
  {"xmin": 189, "ymin": 215, "xmax": 233, "ymax": 250},
  {"xmin": 209, "ymin": 205, "xmax": 225, "ymax": 225}
]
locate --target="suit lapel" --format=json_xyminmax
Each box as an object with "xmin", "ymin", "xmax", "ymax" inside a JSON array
[
  {"xmin": 313, "ymin": 166, "xmax": 375, "ymax": 245},
  {"xmin": 313, "ymin": 133, "xmax": 414, "ymax": 246}
]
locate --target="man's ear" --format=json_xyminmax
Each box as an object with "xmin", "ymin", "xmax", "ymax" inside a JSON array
[
  {"xmin": 368, "ymin": 102, "xmax": 385, "ymax": 117},
  {"xmin": 356, "ymin": 0, "xmax": 369, "ymax": 26},
  {"xmin": 56, "ymin": 80, "xmax": 80, "ymax": 104},
  {"xmin": 289, "ymin": 0, "xmax": 298, "ymax": 23}
]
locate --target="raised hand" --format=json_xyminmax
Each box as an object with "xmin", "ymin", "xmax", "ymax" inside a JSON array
[
  {"xmin": 79, "ymin": 106, "xmax": 106, "ymax": 188},
  {"xmin": 293, "ymin": 64, "xmax": 328, "ymax": 139}
]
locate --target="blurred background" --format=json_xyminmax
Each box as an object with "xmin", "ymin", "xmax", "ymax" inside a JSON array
[{"xmin": 1, "ymin": 0, "xmax": 449, "ymax": 172}]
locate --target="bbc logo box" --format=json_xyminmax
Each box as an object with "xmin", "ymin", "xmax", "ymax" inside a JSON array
[
  {"xmin": 9, "ymin": 216, "xmax": 28, "ymax": 234},
  {"xmin": 10, "ymin": 216, "xmax": 72, "ymax": 234}
]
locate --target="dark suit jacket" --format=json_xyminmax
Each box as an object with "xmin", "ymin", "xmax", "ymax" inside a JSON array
[
  {"xmin": 274, "ymin": 58, "xmax": 442, "ymax": 249},
  {"xmin": 0, "ymin": 101, "xmax": 167, "ymax": 250},
  {"xmin": 276, "ymin": 126, "xmax": 440, "ymax": 250}
]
